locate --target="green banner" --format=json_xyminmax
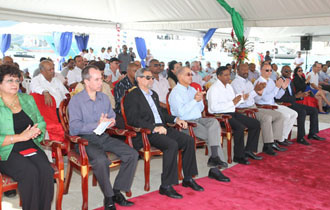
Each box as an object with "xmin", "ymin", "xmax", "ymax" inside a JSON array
[{"xmin": 216, "ymin": 0, "xmax": 244, "ymax": 43}]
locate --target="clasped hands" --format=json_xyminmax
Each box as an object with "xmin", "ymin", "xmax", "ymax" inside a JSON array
[{"xmin": 20, "ymin": 124, "xmax": 41, "ymax": 141}]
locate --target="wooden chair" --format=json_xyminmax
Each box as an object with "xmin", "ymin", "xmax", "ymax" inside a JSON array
[
  {"xmin": 59, "ymin": 94, "xmax": 136, "ymax": 210},
  {"xmin": 0, "ymin": 140, "xmax": 65, "ymax": 210},
  {"xmin": 165, "ymin": 91, "xmax": 208, "ymax": 155},
  {"xmin": 120, "ymin": 92, "xmax": 183, "ymax": 192}
]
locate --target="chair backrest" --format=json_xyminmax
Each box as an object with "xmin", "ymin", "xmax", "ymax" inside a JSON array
[
  {"xmin": 120, "ymin": 93, "xmax": 129, "ymax": 128},
  {"xmin": 190, "ymin": 82, "xmax": 202, "ymax": 91},
  {"xmin": 59, "ymin": 94, "xmax": 71, "ymax": 133},
  {"xmin": 165, "ymin": 89, "xmax": 172, "ymax": 115}
]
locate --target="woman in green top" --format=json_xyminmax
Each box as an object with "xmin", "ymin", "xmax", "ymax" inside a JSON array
[{"xmin": 0, "ymin": 64, "xmax": 54, "ymax": 210}]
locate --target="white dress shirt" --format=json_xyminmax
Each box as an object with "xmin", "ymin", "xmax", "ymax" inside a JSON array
[
  {"xmin": 151, "ymin": 74, "xmax": 170, "ymax": 104},
  {"xmin": 231, "ymin": 75, "xmax": 258, "ymax": 108},
  {"xmin": 307, "ymin": 71, "xmax": 319, "ymax": 88},
  {"xmin": 30, "ymin": 74, "xmax": 69, "ymax": 108},
  {"xmin": 254, "ymin": 76, "xmax": 285, "ymax": 105},
  {"xmin": 192, "ymin": 71, "xmax": 205, "ymax": 87},
  {"xmin": 67, "ymin": 67, "xmax": 82, "ymax": 85},
  {"xmin": 105, "ymin": 69, "xmax": 122, "ymax": 82},
  {"xmin": 206, "ymin": 79, "xmax": 236, "ymax": 113}
]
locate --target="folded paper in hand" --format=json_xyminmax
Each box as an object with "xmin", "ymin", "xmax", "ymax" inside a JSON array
[{"xmin": 94, "ymin": 121, "xmax": 111, "ymax": 135}]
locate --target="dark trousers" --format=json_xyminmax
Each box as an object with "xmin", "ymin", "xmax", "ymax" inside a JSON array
[
  {"xmin": 321, "ymin": 84, "xmax": 330, "ymax": 92},
  {"xmin": 289, "ymin": 102, "xmax": 319, "ymax": 139},
  {"xmin": 146, "ymin": 127, "xmax": 198, "ymax": 186},
  {"xmin": 0, "ymin": 147, "xmax": 54, "ymax": 210},
  {"xmin": 225, "ymin": 112, "xmax": 260, "ymax": 158},
  {"xmin": 79, "ymin": 133, "xmax": 138, "ymax": 197}
]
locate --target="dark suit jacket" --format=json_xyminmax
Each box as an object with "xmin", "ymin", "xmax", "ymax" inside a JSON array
[
  {"xmin": 124, "ymin": 87, "xmax": 176, "ymax": 149},
  {"xmin": 275, "ymin": 78, "xmax": 296, "ymax": 104}
]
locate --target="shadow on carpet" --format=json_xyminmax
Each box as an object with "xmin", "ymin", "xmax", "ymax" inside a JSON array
[{"xmin": 94, "ymin": 128, "xmax": 330, "ymax": 210}]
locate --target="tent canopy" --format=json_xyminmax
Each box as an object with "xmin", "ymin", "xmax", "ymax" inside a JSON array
[{"xmin": 1, "ymin": 0, "xmax": 330, "ymax": 38}]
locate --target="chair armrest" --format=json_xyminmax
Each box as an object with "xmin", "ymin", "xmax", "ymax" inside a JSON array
[
  {"xmin": 125, "ymin": 125, "xmax": 152, "ymax": 151},
  {"xmin": 256, "ymin": 104, "xmax": 278, "ymax": 109},
  {"xmin": 125, "ymin": 125, "xmax": 151, "ymax": 135},
  {"xmin": 64, "ymin": 133, "xmax": 89, "ymax": 146},
  {"xmin": 41, "ymin": 139, "xmax": 66, "ymax": 150},
  {"xmin": 107, "ymin": 127, "xmax": 136, "ymax": 148},
  {"xmin": 276, "ymin": 102, "xmax": 291, "ymax": 106}
]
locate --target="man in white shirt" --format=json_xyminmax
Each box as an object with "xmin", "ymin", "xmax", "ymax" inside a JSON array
[
  {"xmin": 254, "ymin": 63, "xmax": 299, "ymax": 145},
  {"xmin": 206, "ymin": 67, "xmax": 262, "ymax": 165},
  {"xmin": 149, "ymin": 59, "xmax": 170, "ymax": 110},
  {"xmin": 294, "ymin": 51, "xmax": 304, "ymax": 68},
  {"xmin": 105, "ymin": 58, "xmax": 125, "ymax": 83},
  {"xmin": 191, "ymin": 61, "xmax": 211, "ymax": 87},
  {"xmin": 231, "ymin": 64, "xmax": 286, "ymax": 156},
  {"xmin": 30, "ymin": 60, "xmax": 69, "ymax": 119},
  {"xmin": 97, "ymin": 47, "xmax": 106, "ymax": 61},
  {"xmin": 67, "ymin": 55, "xmax": 84, "ymax": 88},
  {"xmin": 61, "ymin": 58, "xmax": 75, "ymax": 78}
]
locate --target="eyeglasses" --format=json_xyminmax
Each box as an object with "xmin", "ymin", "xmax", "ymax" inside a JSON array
[
  {"xmin": 284, "ymin": 70, "xmax": 292, "ymax": 73},
  {"xmin": 186, "ymin": 73, "xmax": 193, "ymax": 77},
  {"xmin": 160, "ymin": 64, "xmax": 165, "ymax": 66},
  {"xmin": 297, "ymin": 70, "xmax": 303, "ymax": 72},
  {"xmin": 153, "ymin": 64, "xmax": 160, "ymax": 67},
  {"xmin": 140, "ymin": 76, "xmax": 155, "ymax": 80},
  {"xmin": 3, "ymin": 79, "xmax": 21, "ymax": 84},
  {"xmin": 265, "ymin": 69, "xmax": 272, "ymax": 72}
]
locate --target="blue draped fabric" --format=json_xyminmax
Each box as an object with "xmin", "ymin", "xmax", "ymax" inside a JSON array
[
  {"xmin": 1, "ymin": 34, "xmax": 11, "ymax": 57},
  {"xmin": 135, "ymin": 37, "xmax": 147, "ymax": 67},
  {"xmin": 201, "ymin": 28, "xmax": 217, "ymax": 56},
  {"xmin": 53, "ymin": 32, "xmax": 73, "ymax": 70},
  {"xmin": 75, "ymin": 34, "xmax": 89, "ymax": 52}
]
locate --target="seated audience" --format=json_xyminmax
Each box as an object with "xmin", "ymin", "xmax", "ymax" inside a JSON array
[
  {"xmin": 308, "ymin": 63, "xmax": 330, "ymax": 93},
  {"xmin": 206, "ymin": 67, "xmax": 262, "ymax": 165},
  {"xmin": 104, "ymin": 57, "xmax": 125, "ymax": 83},
  {"xmin": 67, "ymin": 55, "xmax": 84, "ymax": 88},
  {"xmin": 61, "ymin": 58, "xmax": 75, "ymax": 78},
  {"xmin": 124, "ymin": 68, "xmax": 204, "ymax": 199},
  {"xmin": 0, "ymin": 64, "xmax": 54, "ymax": 210},
  {"xmin": 270, "ymin": 63, "xmax": 280, "ymax": 81},
  {"xmin": 30, "ymin": 60, "xmax": 69, "ymax": 120},
  {"xmin": 191, "ymin": 61, "xmax": 211, "ymax": 87},
  {"xmin": 169, "ymin": 66, "xmax": 230, "ymax": 181},
  {"xmin": 275, "ymin": 66, "xmax": 325, "ymax": 145},
  {"xmin": 293, "ymin": 67, "xmax": 330, "ymax": 113},
  {"xmin": 254, "ymin": 63, "xmax": 298, "ymax": 146},
  {"xmin": 149, "ymin": 59, "xmax": 170, "ymax": 110},
  {"xmin": 69, "ymin": 65, "xmax": 138, "ymax": 210},
  {"xmin": 167, "ymin": 60, "xmax": 180, "ymax": 88},
  {"xmin": 231, "ymin": 64, "xmax": 286, "ymax": 155},
  {"xmin": 248, "ymin": 63, "xmax": 259, "ymax": 83}
]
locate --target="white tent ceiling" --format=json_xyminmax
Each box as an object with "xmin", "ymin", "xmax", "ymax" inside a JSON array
[{"xmin": 1, "ymin": 0, "xmax": 330, "ymax": 39}]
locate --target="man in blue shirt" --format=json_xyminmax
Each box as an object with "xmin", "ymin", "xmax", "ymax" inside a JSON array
[
  {"xmin": 124, "ymin": 68, "xmax": 204, "ymax": 199},
  {"xmin": 69, "ymin": 65, "xmax": 138, "ymax": 210},
  {"xmin": 169, "ymin": 67, "xmax": 230, "ymax": 179}
]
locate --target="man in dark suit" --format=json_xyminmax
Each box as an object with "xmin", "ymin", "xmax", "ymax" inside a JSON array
[
  {"xmin": 124, "ymin": 68, "xmax": 203, "ymax": 199},
  {"xmin": 275, "ymin": 65, "xmax": 325, "ymax": 145}
]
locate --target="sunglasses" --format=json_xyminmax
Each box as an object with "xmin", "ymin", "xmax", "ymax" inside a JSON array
[
  {"xmin": 140, "ymin": 76, "xmax": 155, "ymax": 80},
  {"xmin": 186, "ymin": 73, "xmax": 193, "ymax": 77},
  {"xmin": 265, "ymin": 69, "xmax": 272, "ymax": 72},
  {"xmin": 284, "ymin": 70, "xmax": 292, "ymax": 73},
  {"xmin": 153, "ymin": 64, "xmax": 160, "ymax": 67},
  {"xmin": 297, "ymin": 70, "xmax": 303, "ymax": 72}
]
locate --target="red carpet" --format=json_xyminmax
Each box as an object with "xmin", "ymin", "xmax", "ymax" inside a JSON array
[{"xmin": 95, "ymin": 128, "xmax": 330, "ymax": 210}]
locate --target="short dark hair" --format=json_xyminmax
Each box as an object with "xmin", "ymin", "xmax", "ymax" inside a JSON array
[
  {"xmin": 260, "ymin": 61, "xmax": 270, "ymax": 70},
  {"xmin": 169, "ymin": 60, "xmax": 178, "ymax": 71},
  {"xmin": 68, "ymin": 58, "xmax": 74, "ymax": 63},
  {"xmin": 0, "ymin": 64, "xmax": 22, "ymax": 83},
  {"xmin": 216, "ymin": 66, "xmax": 228, "ymax": 76},
  {"xmin": 93, "ymin": 61, "xmax": 105, "ymax": 71},
  {"xmin": 74, "ymin": 55, "xmax": 82, "ymax": 62},
  {"xmin": 81, "ymin": 65, "xmax": 99, "ymax": 81}
]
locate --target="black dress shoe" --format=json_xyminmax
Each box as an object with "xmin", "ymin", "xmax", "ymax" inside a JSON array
[
  {"xmin": 272, "ymin": 143, "xmax": 288, "ymax": 152},
  {"xmin": 262, "ymin": 145, "xmax": 277, "ymax": 156},
  {"xmin": 113, "ymin": 192, "xmax": 134, "ymax": 206},
  {"xmin": 244, "ymin": 151, "xmax": 263, "ymax": 160},
  {"xmin": 207, "ymin": 156, "xmax": 228, "ymax": 168},
  {"xmin": 297, "ymin": 138, "xmax": 311, "ymax": 145},
  {"xmin": 182, "ymin": 179, "xmax": 204, "ymax": 191},
  {"xmin": 275, "ymin": 140, "xmax": 289, "ymax": 146},
  {"xmin": 208, "ymin": 168, "xmax": 230, "ymax": 182},
  {"xmin": 4, "ymin": 190, "xmax": 17, "ymax": 198},
  {"xmin": 159, "ymin": 186, "xmax": 183, "ymax": 199},
  {"xmin": 233, "ymin": 156, "xmax": 250, "ymax": 165},
  {"xmin": 284, "ymin": 139, "xmax": 293, "ymax": 145},
  {"xmin": 308, "ymin": 134, "xmax": 326, "ymax": 141},
  {"xmin": 104, "ymin": 197, "xmax": 116, "ymax": 210}
]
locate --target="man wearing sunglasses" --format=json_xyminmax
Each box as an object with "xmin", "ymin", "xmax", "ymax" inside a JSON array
[
  {"xmin": 255, "ymin": 63, "xmax": 299, "ymax": 146},
  {"xmin": 275, "ymin": 65, "xmax": 325, "ymax": 145},
  {"xmin": 124, "ymin": 68, "xmax": 204, "ymax": 199}
]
